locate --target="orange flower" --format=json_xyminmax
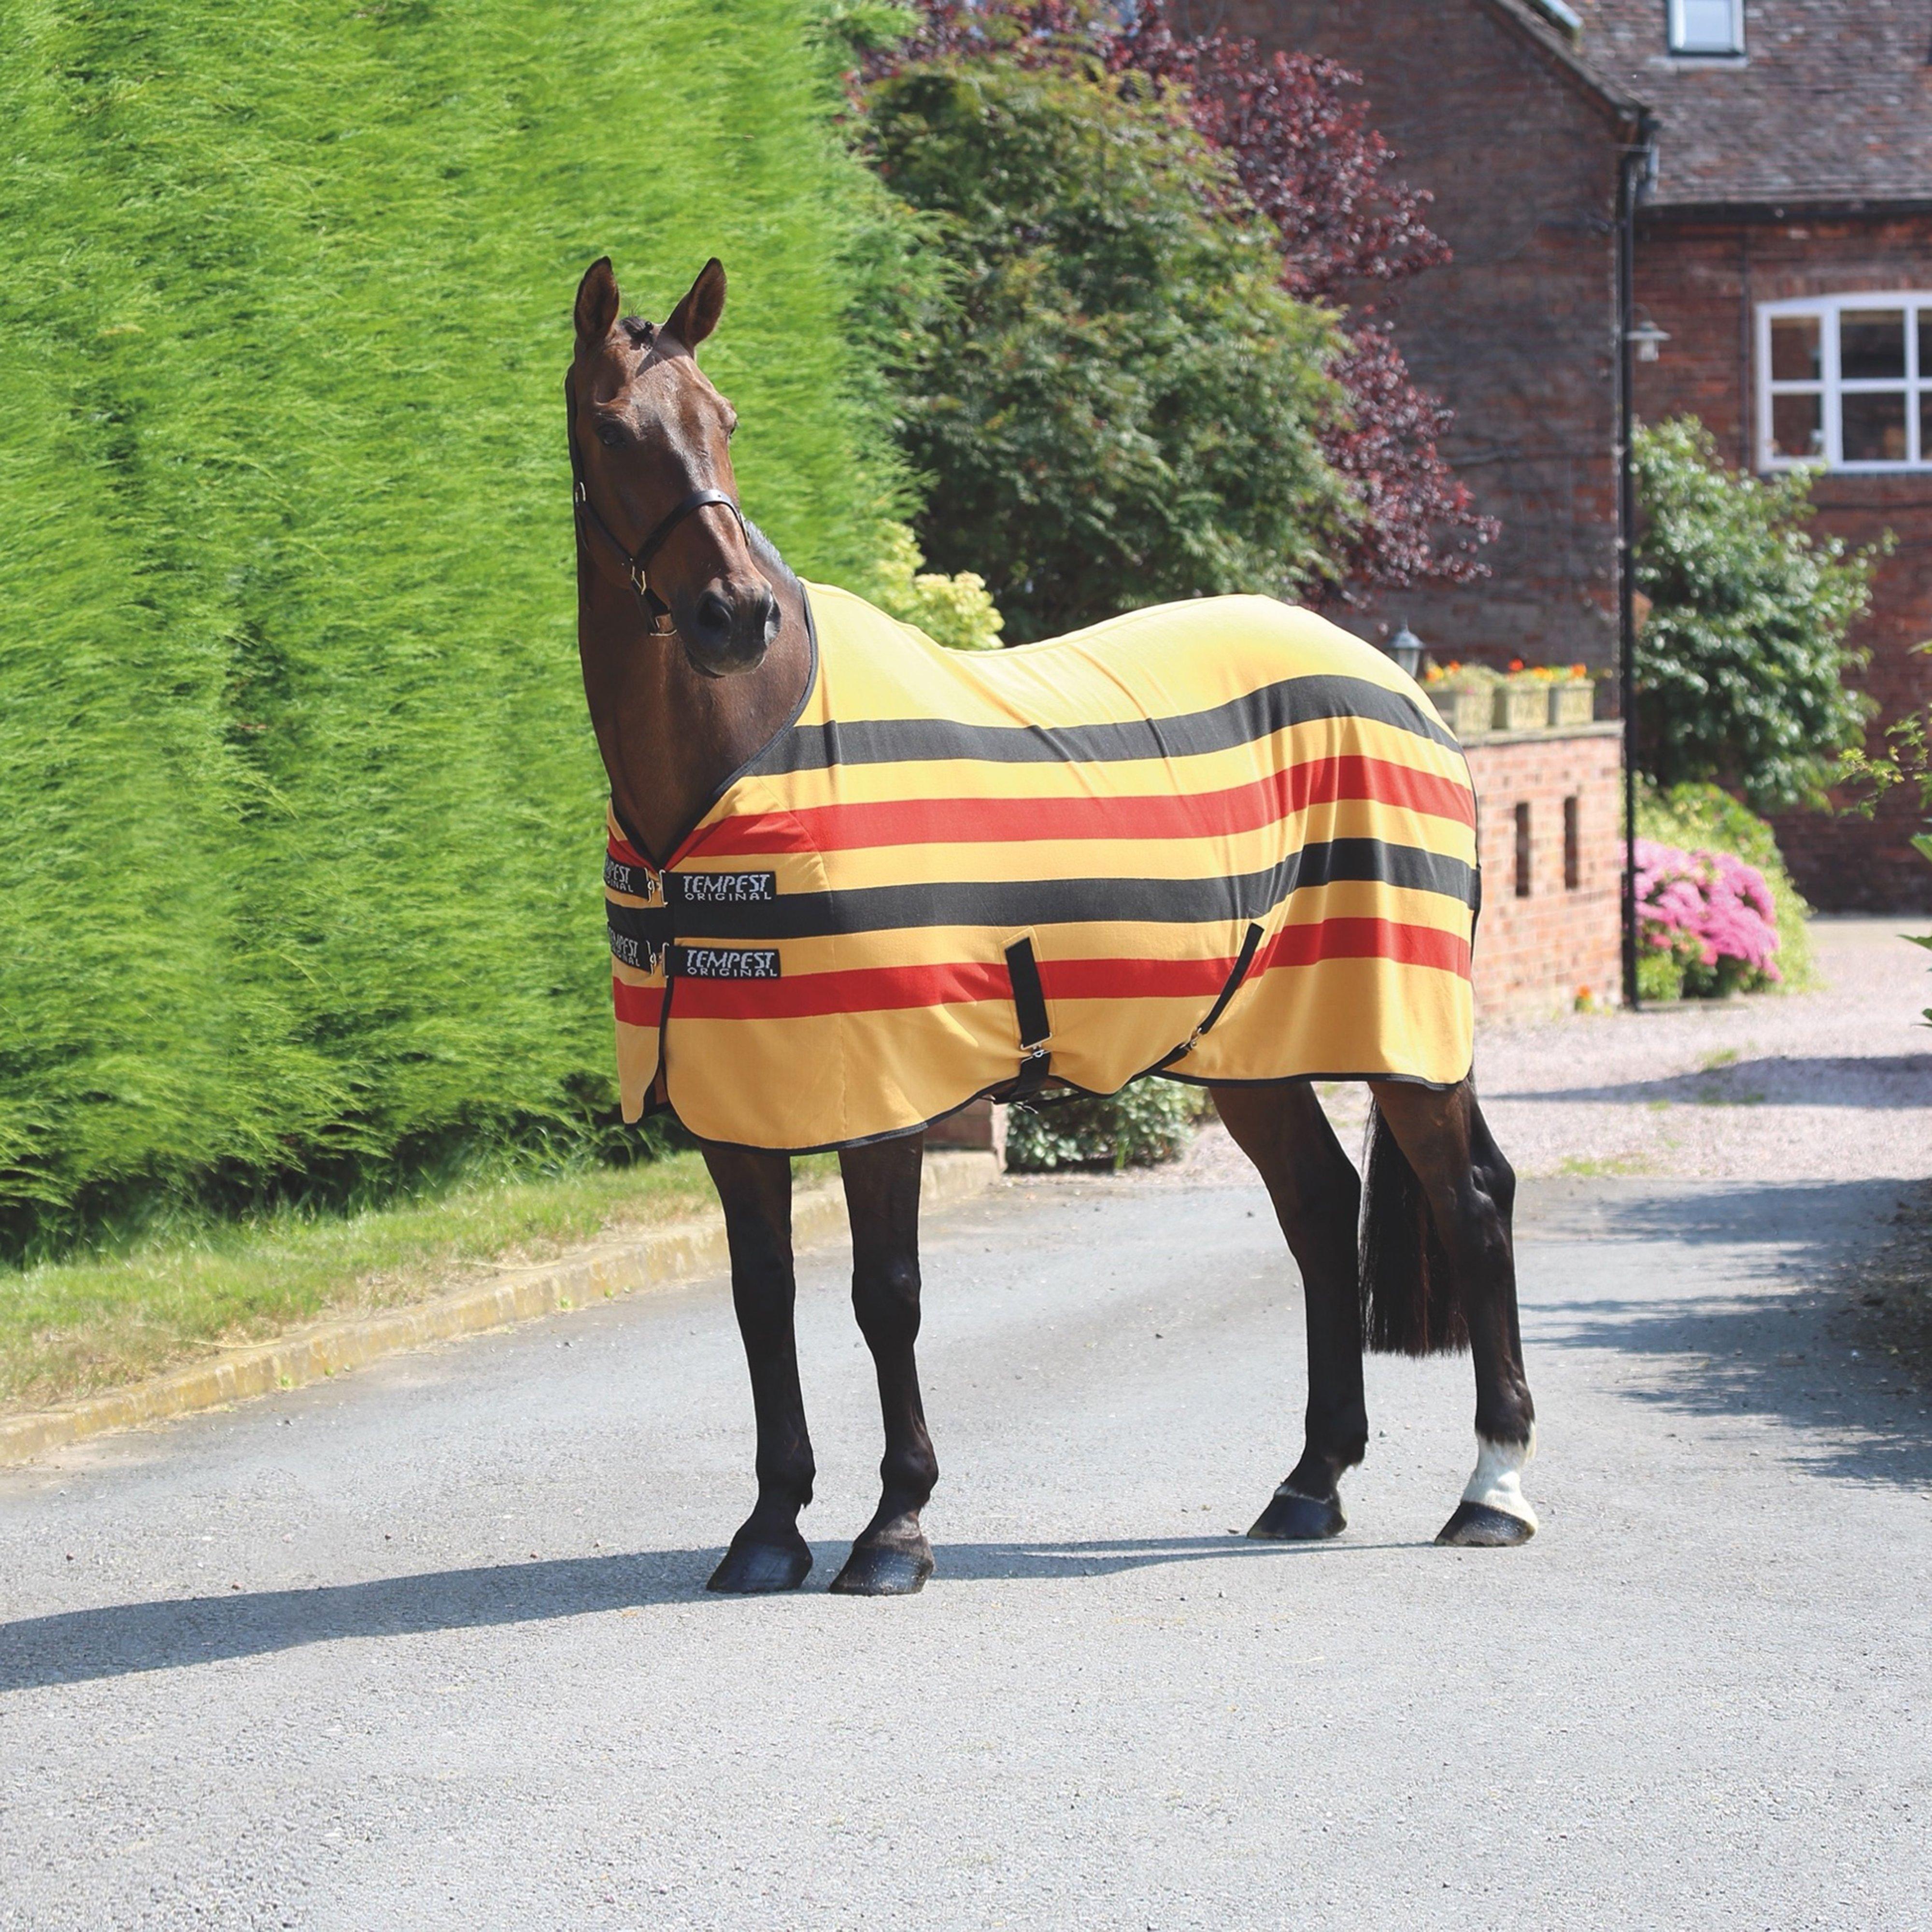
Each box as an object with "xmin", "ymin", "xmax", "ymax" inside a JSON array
[{"xmin": 1508, "ymin": 658, "xmax": 1524, "ymax": 672}]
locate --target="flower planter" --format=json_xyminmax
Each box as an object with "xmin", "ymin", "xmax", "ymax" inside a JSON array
[
  {"xmin": 1548, "ymin": 681, "xmax": 1595, "ymax": 728},
  {"xmin": 1434, "ymin": 687, "xmax": 1492, "ymax": 743},
  {"xmin": 1494, "ymin": 682, "xmax": 1548, "ymax": 734}
]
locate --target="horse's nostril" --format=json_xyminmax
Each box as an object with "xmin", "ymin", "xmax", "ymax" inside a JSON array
[
  {"xmin": 696, "ymin": 590, "xmax": 732, "ymax": 639},
  {"xmin": 758, "ymin": 589, "xmax": 780, "ymax": 646}
]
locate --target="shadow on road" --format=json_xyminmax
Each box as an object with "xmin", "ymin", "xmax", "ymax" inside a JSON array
[
  {"xmin": 1494, "ymin": 1052, "xmax": 1932, "ymax": 1108},
  {"xmin": 1524, "ymin": 1178, "xmax": 1932, "ymax": 1493},
  {"xmin": 0, "ymin": 1534, "xmax": 1404, "ymax": 1692}
]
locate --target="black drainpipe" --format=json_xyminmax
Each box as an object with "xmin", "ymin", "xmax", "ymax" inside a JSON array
[{"xmin": 1616, "ymin": 114, "xmax": 1659, "ymax": 1009}]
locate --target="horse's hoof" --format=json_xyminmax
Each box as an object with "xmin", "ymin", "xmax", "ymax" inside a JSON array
[
  {"xmin": 828, "ymin": 1537, "xmax": 934, "ymax": 1597},
  {"xmin": 1247, "ymin": 1487, "xmax": 1346, "ymax": 1541},
  {"xmin": 1435, "ymin": 1500, "xmax": 1536, "ymax": 1548},
  {"xmin": 706, "ymin": 1535, "xmax": 813, "ymax": 1594}
]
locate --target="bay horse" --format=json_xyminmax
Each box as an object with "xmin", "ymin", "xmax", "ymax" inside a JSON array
[{"xmin": 568, "ymin": 256, "xmax": 1536, "ymax": 1596}]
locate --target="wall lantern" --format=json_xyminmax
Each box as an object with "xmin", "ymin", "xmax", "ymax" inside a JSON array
[
  {"xmin": 1629, "ymin": 319, "xmax": 1671, "ymax": 362},
  {"xmin": 1385, "ymin": 622, "xmax": 1425, "ymax": 679}
]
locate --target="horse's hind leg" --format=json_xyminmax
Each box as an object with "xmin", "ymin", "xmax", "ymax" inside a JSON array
[
  {"xmin": 1212, "ymin": 1082, "xmax": 1366, "ymax": 1540},
  {"xmin": 829, "ymin": 1132, "xmax": 938, "ymax": 1597},
  {"xmin": 702, "ymin": 1144, "xmax": 817, "ymax": 1593},
  {"xmin": 1367, "ymin": 1079, "xmax": 1537, "ymax": 1546}
]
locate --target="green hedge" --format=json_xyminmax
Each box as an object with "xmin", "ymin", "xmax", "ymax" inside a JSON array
[{"xmin": 0, "ymin": 0, "xmax": 899, "ymax": 1256}]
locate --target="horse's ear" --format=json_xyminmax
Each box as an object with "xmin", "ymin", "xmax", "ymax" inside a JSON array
[
  {"xmin": 665, "ymin": 258, "xmax": 726, "ymax": 353},
  {"xmin": 574, "ymin": 256, "xmax": 620, "ymax": 347}
]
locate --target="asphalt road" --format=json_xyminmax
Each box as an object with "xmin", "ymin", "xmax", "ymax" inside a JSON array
[{"xmin": 3, "ymin": 1172, "xmax": 1928, "ymax": 1931}]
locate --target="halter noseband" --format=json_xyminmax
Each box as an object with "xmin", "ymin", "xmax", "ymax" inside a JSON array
[{"xmin": 565, "ymin": 374, "xmax": 750, "ymax": 638}]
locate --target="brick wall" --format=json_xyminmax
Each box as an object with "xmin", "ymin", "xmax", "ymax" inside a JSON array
[
  {"xmin": 1634, "ymin": 213, "xmax": 1932, "ymax": 910},
  {"xmin": 1210, "ymin": 0, "xmax": 1632, "ymax": 670},
  {"xmin": 1464, "ymin": 723, "xmax": 1625, "ymax": 1020}
]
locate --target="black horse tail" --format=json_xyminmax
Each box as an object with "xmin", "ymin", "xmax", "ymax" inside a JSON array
[{"xmin": 1358, "ymin": 1101, "xmax": 1469, "ymax": 1357}]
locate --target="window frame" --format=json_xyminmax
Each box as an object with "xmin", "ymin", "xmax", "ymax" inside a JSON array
[
  {"xmin": 1667, "ymin": 0, "xmax": 1746, "ymax": 57},
  {"xmin": 1757, "ymin": 293, "xmax": 1932, "ymax": 474}
]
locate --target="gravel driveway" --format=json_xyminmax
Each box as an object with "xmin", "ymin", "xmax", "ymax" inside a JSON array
[
  {"xmin": 4, "ymin": 1168, "xmax": 1929, "ymax": 1931},
  {"xmin": 3, "ymin": 920, "xmax": 1928, "ymax": 1931}
]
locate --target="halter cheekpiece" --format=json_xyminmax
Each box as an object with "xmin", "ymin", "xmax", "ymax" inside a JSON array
[{"xmin": 566, "ymin": 373, "xmax": 749, "ymax": 637}]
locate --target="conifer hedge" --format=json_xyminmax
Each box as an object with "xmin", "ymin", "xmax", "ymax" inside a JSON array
[{"xmin": 0, "ymin": 0, "xmax": 899, "ymax": 1255}]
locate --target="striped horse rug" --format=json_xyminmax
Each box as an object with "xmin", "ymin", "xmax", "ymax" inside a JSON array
[{"xmin": 604, "ymin": 583, "xmax": 1479, "ymax": 1151}]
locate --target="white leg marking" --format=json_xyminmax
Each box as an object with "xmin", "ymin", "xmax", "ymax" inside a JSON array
[{"xmin": 1461, "ymin": 1428, "xmax": 1537, "ymax": 1530}]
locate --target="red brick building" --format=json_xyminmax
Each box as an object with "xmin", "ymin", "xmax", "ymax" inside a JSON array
[
  {"xmin": 1193, "ymin": 0, "xmax": 1932, "ymax": 910},
  {"xmin": 1592, "ymin": 1, "xmax": 1932, "ymax": 909}
]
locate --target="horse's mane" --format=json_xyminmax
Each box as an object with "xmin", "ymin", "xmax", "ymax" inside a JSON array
[{"xmin": 742, "ymin": 516, "xmax": 798, "ymax": 596}]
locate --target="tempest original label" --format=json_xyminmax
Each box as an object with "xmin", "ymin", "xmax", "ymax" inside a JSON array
[
  {"xmin": 608, "ymin": 931, "xmax": 663, "ymax": 973},
  {"xmin": 603, "ymin": 856, "xmax": 660, "ymax": 899},
  {"xmin": 675, "ymin": 871, "xmax": 777, "ymax": 905},
  {"xmin": 675, "ymin": 945, "xmax": 781, "ymax": 980}
]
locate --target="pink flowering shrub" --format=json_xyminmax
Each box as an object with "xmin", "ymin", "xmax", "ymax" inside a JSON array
[{"xmin": 1634, "ymin": 838, "xmax": 1782, "ymax": 999}]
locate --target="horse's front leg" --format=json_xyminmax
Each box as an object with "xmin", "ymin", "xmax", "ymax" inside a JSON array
[
  {"xmin": 1369, "ymin": 1079, "xmax": 1538, "ymax": 1546},
  {"xmin": 829, "ymin": 1131, "xmax": 938, "ymax": 1596},
  {"xmin": 703, "ymin": 1143, "xmax": 817, "ymax": 1593}
]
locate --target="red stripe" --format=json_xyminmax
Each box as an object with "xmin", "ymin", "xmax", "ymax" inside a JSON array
[
  {"xmin": 666, "ymin": 922, "xmax": 1466, "ymax": 1023},
  {"xmin": 611, "ymin": 976, "xmax": 666, "ymax": 1027},
  {"xmin": 673, "ymin": 959, "xmax": 1012, "ymax": 1023},
  {"xmin": 607, "ymin": 833, "xmax": 655, "ymax": 872},
  {"xmin": 1259, "ymin": 916, "xmax": 1470, "ymax": 976},
  {"xmin": 682, "ymin": 755, "xmax": 1472, "ymax": 860}
]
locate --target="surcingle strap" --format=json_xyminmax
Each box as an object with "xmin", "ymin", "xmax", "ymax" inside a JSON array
[
  {"xmin": 1153, "ymin": 921, "xmax": 1265, "ymax": 1072},
  {"xmin": 1195, "ymin": 922, "xmax": 1266, "ymax": 1041},
  {"xmin": 1003, "ymin": 936, "xmax": 1053, "ymax": 1100}
]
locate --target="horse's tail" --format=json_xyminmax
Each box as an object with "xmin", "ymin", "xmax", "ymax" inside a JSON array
[{"xmin": 1358, "ymin": 1100, "xmax": 1469, "ymax": 1357}]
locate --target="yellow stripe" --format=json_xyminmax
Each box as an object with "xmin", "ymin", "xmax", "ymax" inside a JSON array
[
  {"xmin": 788, "ymin": 803, "xmax": 1474, "ymax": 893},
  {"xmin": 719, "ymin": 713, "xmax": 1472, "ymax": 814}
]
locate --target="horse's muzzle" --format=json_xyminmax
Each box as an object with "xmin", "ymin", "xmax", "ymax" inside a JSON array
[{"xmin": 682, "ymin": 576, "xmax": 780, "ymax": 675}]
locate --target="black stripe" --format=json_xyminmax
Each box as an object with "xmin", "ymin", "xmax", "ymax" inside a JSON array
[
  {"xmin": 604, "ymin": 838, "xmax": 1475, "ymax": 949},
  {"xmin": 748, "ymin": 671, "xmax": 1459, "ymax": 778}
]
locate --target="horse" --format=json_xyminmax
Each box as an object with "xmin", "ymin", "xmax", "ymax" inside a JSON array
[{"xmin": 567, "ymin": 256, "xmax": 1537, "ymax": 1596}]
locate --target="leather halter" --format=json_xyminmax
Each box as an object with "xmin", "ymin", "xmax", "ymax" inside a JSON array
[{"xmin": 565, "ymin": 373, "xmax": 749, "ymax": 637}]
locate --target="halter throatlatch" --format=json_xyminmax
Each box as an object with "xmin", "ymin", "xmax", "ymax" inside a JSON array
[{"xmin": 565, "ymin": 374, "xmax": 749, "ymax": 637}]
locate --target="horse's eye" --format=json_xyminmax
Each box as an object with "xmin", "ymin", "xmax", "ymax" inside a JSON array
[{"xmin": 596, "ymin": 421, "xmax": 626, "ymax": 451}]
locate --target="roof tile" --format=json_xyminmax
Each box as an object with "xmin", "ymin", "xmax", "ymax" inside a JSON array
[{"xmin": 1569, "ymin": 0, "xmax": 1932, "ymax": 204}]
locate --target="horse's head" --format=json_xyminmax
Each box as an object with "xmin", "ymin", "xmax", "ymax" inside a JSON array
[{"xmin": 568, "ymin": 256, "xmax": 779, "ymax": 676}]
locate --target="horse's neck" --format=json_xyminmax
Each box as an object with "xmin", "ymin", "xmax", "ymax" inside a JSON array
[{"xmin": 576, "ymin": 531, "xmax": 811, "ymax": 866}]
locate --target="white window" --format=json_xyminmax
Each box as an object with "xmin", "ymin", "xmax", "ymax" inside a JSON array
[
  {"xmin": 1669, "ymin": 0, "xmax": 1745, "ymax": 55},
  {"xmin": 1759, "ymin": 295, "xmax": 1932, "ymax": 472}
]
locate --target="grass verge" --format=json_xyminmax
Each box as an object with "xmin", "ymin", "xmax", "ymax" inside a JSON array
[{"xmin": 0, "ymin": 1152, "xmax": 838, "ymax": 1419}]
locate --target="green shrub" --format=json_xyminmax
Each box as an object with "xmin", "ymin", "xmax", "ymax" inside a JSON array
[
  {"xmin": 1634, "ymin": 417, "xmax": 1885, "ymax": 814},
  {"xmin": 860, "ymin": 57, "xmax": 1352, "ymax": 640},
  {"xmin": 0, "ymin": 0, "xmax": 904, "ymax": 1259},
  {"xmin": 864, "ymin": 523, "xmax": 1005, "ymax": 649},
  {"xmin": 1004, "ymin": 1080, "xmax": 1198, "ymax": 1172},
  {"xmin": 1636, "ymin": 779, "xmax": 1816, "ymax": 993}
]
